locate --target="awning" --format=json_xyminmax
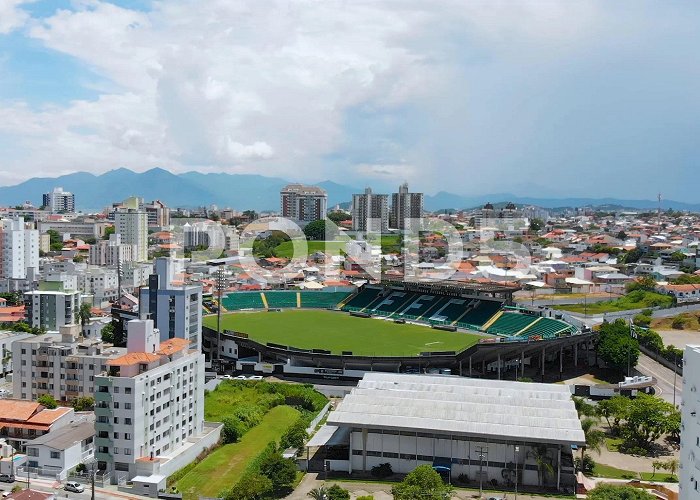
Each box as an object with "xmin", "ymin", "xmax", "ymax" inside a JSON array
[{"xmin": 306, "ymin": 425, "xmax": 351, "ymax": 448}]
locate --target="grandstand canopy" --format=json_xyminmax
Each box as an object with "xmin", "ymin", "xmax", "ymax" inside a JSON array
[{"xmin": 327, "ymin": 372, "xmax": 585, "ymax": 446}]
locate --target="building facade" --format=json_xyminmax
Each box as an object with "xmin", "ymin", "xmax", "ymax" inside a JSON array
[
  {"xmin": 681, "ymin": 345, "xmax": 700, "ymax": 499},
  {"xmin": 352, "ymin": 188, "xmax": 389, "ymax": 233},
  {"xmin": 43, "ymin": 187, "xmax": 75, "ymax": 213},
  {"xmin": 115, "ymin": 209, "xmax": 148, "ymax": 262},
  {"xmin": 0, "ymin": 218, "xmax": 39, "ymax": 280},
  {"xmin": 138, "ymin": 258, "xmax": 202, "ymax": 350},
  {"xmin": 94, "ymin": 319, "xmax": 206, "ymax": 482},
  {"xmin": 280, "ymin": 184, "xmax": 328, "ymax": 222},
  {"xmin": 88, "ymin": 233, "xmax": 137, "ymax": 267},
  {"xmin": 12, "ymin": 324, "xmax": 124, "ymax": 402},
  {"xmin": 390, "ymin": 182, "xmax": 424, "ymax": 231},
  {"xmin": 24, "ymin": 290, "xmax": 81, "ymax": 332}
]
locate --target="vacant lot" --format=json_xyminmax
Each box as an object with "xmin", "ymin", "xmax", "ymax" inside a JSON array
[
  {"xmin": 175, "ymin": 405, "xmax": 300, "ymax": 500},
  {"xmin": 553, "ymin": 291, "xmax": 673, "ymax": 314},
  {"xmin": 204, "ymin": 309, "xmax": 481, "ymax": 356}
]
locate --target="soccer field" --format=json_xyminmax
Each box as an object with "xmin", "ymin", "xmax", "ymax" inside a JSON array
[{"xmin": 204, "ymin": 309, "xmax": 482, "ymax": 356}]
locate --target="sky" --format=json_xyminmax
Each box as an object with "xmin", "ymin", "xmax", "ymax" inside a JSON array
[{"xmin": 0, "ymin": 0, "xmax": 699, "ymax": 201}]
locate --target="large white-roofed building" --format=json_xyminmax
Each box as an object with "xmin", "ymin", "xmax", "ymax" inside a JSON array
[{"xmin": 318, "ymin": 373, "xmax": 584, "ymax": 493}]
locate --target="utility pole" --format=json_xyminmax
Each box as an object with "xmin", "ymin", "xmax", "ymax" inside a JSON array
[
  {"xmin": 476, "ymin": 445, "xmax": 488, "ymax": 498},
  {"xmin": 515, "ymin": 445, "xmax": 520, "ymax": 500}
]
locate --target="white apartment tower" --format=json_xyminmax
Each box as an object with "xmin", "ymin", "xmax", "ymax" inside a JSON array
[
  {"xmin": 0, "ymin": 218, "xmax": 39, "ymax": 280},
  {"xmin": 681, "ymin": 344, "xmax": 700, "ymax": 499},
  {"xmin": 88, "ymin": 233, "xmax": 137, "ymax": 267},
  {"xmin": 94, "ymin": 319, "xmax": 205, "ymax": 481},
  {"xmin": 390, "ymin": 182, "xmax": 424, "ymax": 231},
  {"xmin": 43, "ymin": 187, "xmax": 75, "ymax": 213},
  {"xmin": 280, "ymin": 184, "xmax": 328, "ymax": 222},
  {"xmin": 352, "ymin": 188, "xmax": 389, "ymax": 233},
  {"xmin": 115, "ymin": 202, "xmax": 148, "ymax": 262}
]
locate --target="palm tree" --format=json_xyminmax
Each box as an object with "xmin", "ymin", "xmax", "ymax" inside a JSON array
[
  {"xmin": 581, "ymin": 417, "xmax": 606, "ymax": 454},
  {"xmin": 651, "ymin": 460, "xmax": 664, "ymax": 479},
  {"xmin": 79, "ymin": 303, "xmax": 92, "ymax": 327},
  {"xmin": 527, "ymin": 445, "xmax": 554, "ymax": 487},
  {"xmin": 664, "ymin": 458, "xmax": 679, "ymax": 478},
  {"xmin": 307, "ymin": 486, "xmax": 328, "ymax": 500}
]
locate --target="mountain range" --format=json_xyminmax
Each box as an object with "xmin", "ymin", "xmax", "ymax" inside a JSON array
[{"xmin": 0, "ymin": 167, "xmax": 698, "ymax": 213}]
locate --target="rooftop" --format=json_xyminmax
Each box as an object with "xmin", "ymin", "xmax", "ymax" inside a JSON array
[
  {"xmin": 26, "ymin": 418, "xmax": 95, "ymax": 450},
  {"xmin": 327, "ymin": 373, "xmax": 585, "ymax": 446},
  {"xmin": 107, "ymin": 352, "xmax": 161, "ymax": 367},
  {"xmin": 156, "ymin": 338, "xmax": 190, "ymax": 356}
]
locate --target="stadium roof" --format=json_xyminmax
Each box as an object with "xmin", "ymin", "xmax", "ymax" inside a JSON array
[{"xmin": 327, "ymin": 373, "xmax": 585, "ymax": 446}]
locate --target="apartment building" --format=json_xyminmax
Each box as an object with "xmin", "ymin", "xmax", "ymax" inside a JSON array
[
  {"xmin": 94, "ymin": 319, "xmax": 213, "ymax": 486},
  {"xmin": 12, "ymin": 324, "xmax": 125, "ymax": 402},
  {"xmin": 139, "ymin": 258, "xmax": 202, "ymax": 350},
  {"xmin": 0, "ymin": 330, "xmax": 33, "ymax": 377},
  {"xmin": 76, "ymin": 267, "xmax": 119, "ymax": 305},
  {"xmin": 0, "ymin": 218, "xmax": 39, "ymax": 280},
  {"xmin": 24, "ymin": 290, "xmax": 81, "ymax": 332},
  {"xmin": 352, "ymin": 187, "xmax": 389, "ymax": 232},
  {"xmin": 42, "ymin": 187, "xmax": 75, "ymax": 213},
  {"xmin": 681, "ymin": 345, "xmax": 700, "ymax": 499},
  {"xmin": 114, "ymin": 198, "xmax": 149, "ymax": 262},
  {"xmin": 280, "ymin": 184, "xmax": 328, "ymax": 222},
  {"xmin": 88, "ymin": 233, "xmax": 137, "ymax": 266},
  {"xmin": 38, "ymin": 219, "xmax": 110, "ymax": 240},
  {"xmin": 390, "ymin": 182, "xmax": 424, "ymax": 231}
]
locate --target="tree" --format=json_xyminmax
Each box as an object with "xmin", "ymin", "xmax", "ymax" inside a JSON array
[
  {"xmin": 78, "ymin": 303, "xmax": 92, "ymax": 327},
  {"xmin": 581, "ymin": 417, "xmax": 606, "ymax": 453},
  {"xmin": 623, "ymin": 394, "xmax": 675, "ymax": 448},
  {"xmin": 597, "ymin": 319, "xmax": 639, "ymax": 374},
  {"xmin": 529, "ymin": 218, "xmax": 544, "ymax": 232},
  {"xmin": 651, "ymin": 460, "xmax": 664, "ymax": 478},
  {"xmin": 72, "ymin": 396, "xmax": 95, "ymax": 412},
  {"xmin": 303, "ymin": 220, "xmax": 337, "ymax": 241},
  {"xmin": 663, "ymin": 458, "xmax": 679, "ymax": 478},
  {"xmin": 221, "ymin": 416, "xmax": 242, "ymax": 444},
  {"xmin": 280, "ymin": 420, "xmax": 307, "ymax": 449},
  {"xmin": 391, "ymin": 465, "xmax": 453, "ymax": 500},
  {"xmin": 667, "ymin": 408, "xmax": 681, "ymax": 441},
  {"xmin": 526, "ymin": 445, "xmax": 554, "ymax": 487},
  {"xmin": 597, "ymin": 396, "xmax": 631, "ymax": 433},
  {"xmin": 617, "ymin": 231, "xmax": 628, "ymax": 240},
  {"xmin": 102, "ymin": 226, "xmax": 115, "ymax": 240},
  {"xmin": 627, "ymin": 275, "xmax": 657, "ymax": 293},
  {"xmin": 307, "ymin": 486, "xmax": 329, "ymax": 500},
  {"xmin": 37, "ymin": 394, "xmax": 58, "ymax": 409},
  {"xmin": 328, "ymin": 211, "xmax": 351, "ymax": 224},
  {"xmin": 587, "ymin": 484, "xmax": 654, "ymax": 500},
  {"xmin": 100, "ymin": 322, "xmax": 115, "ymax": 343},
  {"xmin": 258, "ymin": 450, "xmax": 297, "ymax": 491},
  {"xmin": 574, "ymin": 453, "xmax": 595, "ymax": 474},
  {"xmin": 573, "ymin": 396, "xmax": 597, "ymax": 418},
  {"xmin": 222, "ymin": 472, "xmax": 273, "ymax": 500}
]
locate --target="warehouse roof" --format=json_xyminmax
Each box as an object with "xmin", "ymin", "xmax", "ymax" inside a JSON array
[{"xmin": 327, "ymin": 373, "xmax": 585, "ymax": 446}]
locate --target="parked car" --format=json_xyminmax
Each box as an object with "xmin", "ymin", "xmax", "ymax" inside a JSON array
[
  {"xmin": 234, "ymin": 375, "xmax": 247, "ymax": 380},
  {"xmin": 0, "ymin": 474, "xmax": 14, "ymax": 483},
  {"xmin": 64, "ymin": 481, "xmax": 85, "ymax": 493},
  {"xmin": 248, "ymin": 375, "xmax": 263, "ymax": 381},
  {"xmin": 221, "ymin": 374, "xmax": 233, "ymax": 380}
]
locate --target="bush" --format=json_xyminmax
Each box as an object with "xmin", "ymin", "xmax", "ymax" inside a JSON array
[
  {"xmin": 587, "ymin": 484, "xmax": 654, "ymax": 499},
  {"xmin": 326, "ymin": 484, "xmax": 350, "ymax": 500},
  {"xmin": 391, "ymin": 465, "xmax": 453, "ymax": 500},
  {"xmin": 356, "ymin": 496, "xmax": 374, "ymax": 500},
  {"xmin": 371, "ymin": 462, "xmax": 393, "ymax": 478},
  {"xmin": 37, "ymin": 394, "xmax": 58, "ymax": 409},
  {"xmin": 574, "ymin": 453, "xmax": 595, "ymax": 474},
  {"xmin": 671, "ymin": 317, "xmax": 686, "ymax": 330},
  {"xmin": 221, "ymin": 472, "xmax": 273, "ymax": 500},
  {"xmin": 258, "ymin": 447, "xmax": 297, "ymax": 491},
  {"xmin": 280, "ymin": 419, "xmax": 308, "ymax": 449},
  {"xmin": 456, "ymin": 473, "xmax": 469, "ymax": 484}
]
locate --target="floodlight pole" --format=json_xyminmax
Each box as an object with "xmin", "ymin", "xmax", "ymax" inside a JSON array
[
  {"xmin": 476, "ymin": 445, "xmax": 488, "ymax": 498},
  {"xmin": 515, "ymin": 445, "xmax": 519, "ymax": 500}
]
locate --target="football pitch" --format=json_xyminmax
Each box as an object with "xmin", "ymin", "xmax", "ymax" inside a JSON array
[{"xmin": 203, "ymin": 309, "xmax": 482, "ymax": 356}]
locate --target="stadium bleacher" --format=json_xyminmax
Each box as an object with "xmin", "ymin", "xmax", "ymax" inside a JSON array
[
  {"xmin": 457, "ymin": 301, "xmax": 502, "ymax": 328},
  {"xmin": 428, "ymin": 297, "xmax": 471, "ymax": 324},
  {"xmin": 370, "ymin": 291, "xmax": 418, "ymax": 316},
  {"xmin": 519, "ymin": 317, "xmax": 575, "ymax": 339},
  {"xmin": 264, "ymin": 291, "xmax": 298, "ymax": 309},
  {"xmin": 397, "ymin": 294, "xmax": 442, "ymax": 318},
  {"xmin": 341, "ymin": 287, "xmax": 383, "ymax": 311},
  {"xmin": 221, "ymin": 292, "xmax": 265, "ymax": 310},
  {"xmin": 486, "ymin": 312, "xmax": 539, "ymax": 336},
  {"xmin": 300, "ymin": 291, "xmax": 352, "ymax": 308}
]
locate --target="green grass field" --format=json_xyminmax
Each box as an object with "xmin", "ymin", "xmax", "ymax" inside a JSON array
[
  {"xmin": 175, "ymin": 405, "xmax": 300, "ymax": 500},
  {"xmin": 553, "ymin": 290, "xmax": 673, "ymax": 315},
  {"xmin": 273, "ymin": 240, "xmax": 346, "ymax": 258},
  {"xmin": 204, "ymin": 309, "xmax": 482, "ymax": 356}
]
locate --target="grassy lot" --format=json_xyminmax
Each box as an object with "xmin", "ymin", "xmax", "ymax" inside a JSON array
[
  {"xmin": 273, "ymin": 240, "xmax": 347, "ymax": 258},
  {"xmin": 553, "ymin": 291, "xmax": 673, "ymax": 315},
  {"xmin": 203, "ymin": 383, "xmax": 277, "ymax": 422},
  {"xmin": 204, "ymin": 309, "xmax": 482, "ymax": 356},
  {"xmin": 652, "ymin": 312, "xmax": 700, "ymax": 330},
  {"xmin": 175, "ymin": 405, "xmax": 300, "ymax": 500},
  {"xmin": 605, "ymin": 436, "xmax": 623, "ymax": 452},
  {"xmin": 592, "ymin": 462, "xmax": 677, "ymax": 482}
]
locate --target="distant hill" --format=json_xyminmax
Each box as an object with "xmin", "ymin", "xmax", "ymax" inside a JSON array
[{"xmin": 0, "ymin": 167, "xmax": 697, "ymax": 213}]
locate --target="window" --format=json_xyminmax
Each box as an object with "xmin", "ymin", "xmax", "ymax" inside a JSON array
[
  {"xmin": 50, "ymin": 451, "xmax": 60, "ymax": 459},
  {"xmin": 125, "ymin": 418, "xmax": 132, "ymax": 425},
  {"xmin": 125, "ymin": 403, "xmax": 131, "ymax": 410},
  {"xmin": 124, "ymin": 433, "xmax": 131, "ymax": 440},
  {"xmin": 125, "ymin": 387, "xmax": 132, "ymax": 394}
]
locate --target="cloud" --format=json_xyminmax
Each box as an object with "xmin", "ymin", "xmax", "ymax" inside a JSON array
[
  {"xmin": 0, "ymin": 1, "xmax": 699, "ymax": 201},
  {"xmin": 0, "ymin": 0, "xmax": 32, "ymax": 34}
]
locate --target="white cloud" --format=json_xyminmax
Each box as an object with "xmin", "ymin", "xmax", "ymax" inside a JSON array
[
  {"xmin": 0, "ymin": 0, "xmax": 609, "ymax": 187},
  {"xmin": 0, "ymin": 0, "xmax": 32, "ymax": 34}
]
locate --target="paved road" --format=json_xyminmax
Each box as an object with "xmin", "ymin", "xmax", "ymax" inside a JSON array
[
  {"xmin": 636, "ymin": 352, "xmax": 682, "ymax": 406},
  {"xmin": 5, "ymin": 476, "xmax": 143, "ymax": 500}
]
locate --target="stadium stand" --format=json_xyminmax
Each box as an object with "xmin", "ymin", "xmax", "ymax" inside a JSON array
[
  {"xmin": 486, "ymin": 312, "xmax": 539, "ymax": 336},
  {"xmin": 264, "ymin": 291, "xmax": 299, "ymax": 309},
  {"xmin": 519, "ymin": 317, "xmax": 576, "ymax": 339},
  {"xmin": 369, "ymin": 291, "xmax": 418, "ymax": 316},
  {"xmin": 342, "ymin": 286, "xmax": 383, "ymax": 311},
  {"xmin": 397, "ymin": 294, "xmax": 442, "ymax": 319},
  {"xmin": 300, "ymin": 291, "xmax": 351, "ymax": 308},
  {"xmin": 456, "ymin": 300, "xmax": 502, "ymax": 329},
  {"xmin": 221, "ymin": 292, "xmax": 265, "ymax": 310},
  {"xmin": 428, "ymin": 297, "xmax": 472, "ymax": 324}
]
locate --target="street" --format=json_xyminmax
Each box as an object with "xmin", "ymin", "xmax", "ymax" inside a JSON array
[
  {"xmin": 5, "ymin": 476, "xmax": 142, "ymax": 500},
  {"xmin": 636, "ymin": 352, "xmax": 682, "ymax": 406}
]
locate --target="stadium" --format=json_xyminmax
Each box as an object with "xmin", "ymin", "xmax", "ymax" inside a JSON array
[{"xmin": 202, "ymin": 281, "xmax": 596, "ymax": 380}]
